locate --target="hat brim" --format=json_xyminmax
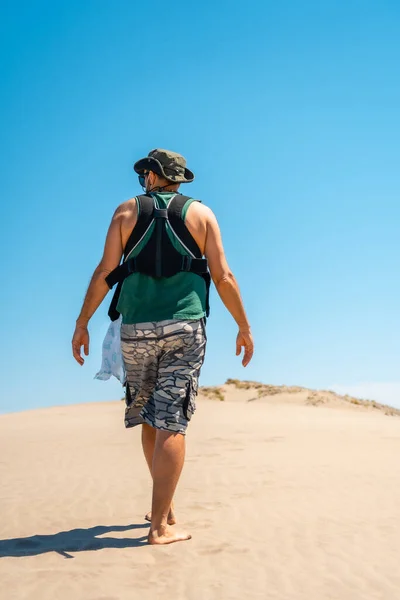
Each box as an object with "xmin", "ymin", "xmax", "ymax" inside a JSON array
[{"xmin": 133, "ymin": 157, "xmax": 194, "ymax": 183}]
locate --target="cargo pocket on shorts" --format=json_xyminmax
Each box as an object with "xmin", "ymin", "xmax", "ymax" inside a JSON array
[
  {"xmin": 125, "ymin": 382, "xmax": 134, "ymax": 408},
  {"xmin": 182, "ymin": 380, "xmax": 196, "ymax": 422},
  {"xmin": 200, "ymin": 317, "xmax": 207, "ymax": 341}
]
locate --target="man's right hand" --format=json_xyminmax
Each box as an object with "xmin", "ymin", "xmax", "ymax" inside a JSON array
[
  {"xmin": 236, "ymin": 329, "xmax": 254, "ymax": 367},
  {"xmin": 72, "ymin": 325, "xmax": 90, "ymax": 366}
]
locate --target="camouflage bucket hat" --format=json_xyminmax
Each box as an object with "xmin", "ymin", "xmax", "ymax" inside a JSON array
[{"xmin": 133, "ymin": 148, "xmax": 195, "ymax": 183}]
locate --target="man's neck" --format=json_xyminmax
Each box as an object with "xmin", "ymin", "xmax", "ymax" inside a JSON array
[{"xmin": 149, "ymin": 188, "xmax": 179, "ymax": 194}]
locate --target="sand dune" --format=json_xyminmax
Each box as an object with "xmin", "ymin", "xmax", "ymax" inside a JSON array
[
  {"xmin": 1, "ymin": 382, "xmax": 400, "ymax": 600},
  {"xmin": 200, "ymin": 380, "xmax": 400, "ymax": 416}
]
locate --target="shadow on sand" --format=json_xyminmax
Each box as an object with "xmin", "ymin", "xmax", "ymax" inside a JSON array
[{"xmin": 0, "ymin": 523, "xmax": 149, "ymax": 558}]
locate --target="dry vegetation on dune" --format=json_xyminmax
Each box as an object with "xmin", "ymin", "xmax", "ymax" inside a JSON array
[
  {"xmin": 198, "ymin": 379, "xmax": 400, "ymax": 417},
  {"xmin": 199, "ymin": 386, "xmax": 226, "ymax": 401}
]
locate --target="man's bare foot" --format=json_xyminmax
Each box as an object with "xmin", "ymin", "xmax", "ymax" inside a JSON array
[
  {"xmin": 145, "ymin": 509, "xmax": 176, "ymax": 526},
  {"xmin": 148, "ymin": 524, "xmax": 191, "ymax": 545}
]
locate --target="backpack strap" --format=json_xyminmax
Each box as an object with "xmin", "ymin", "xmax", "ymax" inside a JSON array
[
  {"xmin": 106, "ymin": 194, "xmax": 155, "ymax": 320},
  {"xmin": 167, "ymin": 195, "xmax": 202, "ymax": 258},
  {"xmin": 168, "ymin": 194, "xmax": 211, "ymax": 317},
  {"xmin": 124, "ymin": 194, "xmax": 155, "ymax": 260}
]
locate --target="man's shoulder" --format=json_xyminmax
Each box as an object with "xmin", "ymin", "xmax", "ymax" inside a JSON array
[
  {"xmin": 186, "ymin": 198, "xmax": 211, "ymax": 214},
  {"xmin": 191, "ymin": 201, "xmax": 216, "ymax": 227},
  {"xmin": 114, "ymin": 197, "xmax": 137, "ymax": 218},
  {"xmin": 112, "ymin": 198, "xmax": 138, "ymax": 238}
]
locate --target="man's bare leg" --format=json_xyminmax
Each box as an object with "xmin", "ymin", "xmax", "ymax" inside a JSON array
[
  {"xmin": 141, "ymin": 423, "xmax": 176, "ymax": 525},
  {"xmin": 148, "ymin": 429, "xmax": 191, "ymax": 545}
]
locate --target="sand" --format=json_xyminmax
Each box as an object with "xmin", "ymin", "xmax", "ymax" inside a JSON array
[{"xmin": 1, "ymin": 384, "xmax": 400, "ymax": 600}]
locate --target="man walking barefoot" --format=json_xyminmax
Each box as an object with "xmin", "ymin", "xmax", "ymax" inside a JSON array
[{"xmin": 72, "ymin": 149, "xmax": 253, "ymax": 545}]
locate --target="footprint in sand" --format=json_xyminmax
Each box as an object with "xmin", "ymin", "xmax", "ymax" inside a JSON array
[
  {"xmin": 198, "ymin": 543, "xmax": 230, "ymax": 555},
  {"xmin": 188, "ymin": 501, "xmax": 223, "ymax": 511}
]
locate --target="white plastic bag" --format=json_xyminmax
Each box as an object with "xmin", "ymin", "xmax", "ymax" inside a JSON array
[{"xmin": 94, "ymin": 315, "xmax": 126, "ymax": 384}]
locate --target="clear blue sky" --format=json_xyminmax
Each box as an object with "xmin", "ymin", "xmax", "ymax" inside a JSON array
[{"xmin": 1, "ymin": 0, "xmax": 400, "ymax": 413}]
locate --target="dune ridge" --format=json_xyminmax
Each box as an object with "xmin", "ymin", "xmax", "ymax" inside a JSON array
[{"xmin": 199, "ymin": 379, "xmax": 400, "ymax": 416}]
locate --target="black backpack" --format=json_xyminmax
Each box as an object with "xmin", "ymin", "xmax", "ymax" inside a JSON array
[{"xmin": 105, "ymin": 193, "xmax": 211, "ymax": 321}]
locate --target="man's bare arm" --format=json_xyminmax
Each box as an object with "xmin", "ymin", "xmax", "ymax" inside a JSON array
[
  {"xmin": 204, "ymin": 208, "xmax": 253, "ymax": 366},
  {"xmin": 72, "ymin": 204, "xmax": 128, "ymax": 366},
  {"xmin": 75, "ymin": 205, "xmax": 125, "ymax": 327}
]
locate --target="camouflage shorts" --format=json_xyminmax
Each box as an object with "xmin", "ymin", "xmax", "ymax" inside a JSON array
[{"xmin": 120, "ymin": 319, "xmax": 207, "ymax": 434}]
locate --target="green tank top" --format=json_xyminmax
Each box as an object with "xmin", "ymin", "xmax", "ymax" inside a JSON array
[{"xmin": 116, "ymin": 192, "xmax": 207, "ymax": 324}]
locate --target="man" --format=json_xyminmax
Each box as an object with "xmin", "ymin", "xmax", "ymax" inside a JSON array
[{"xmin": 72, "ymin": 149, "xmax": 254, "ymax": 545}]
